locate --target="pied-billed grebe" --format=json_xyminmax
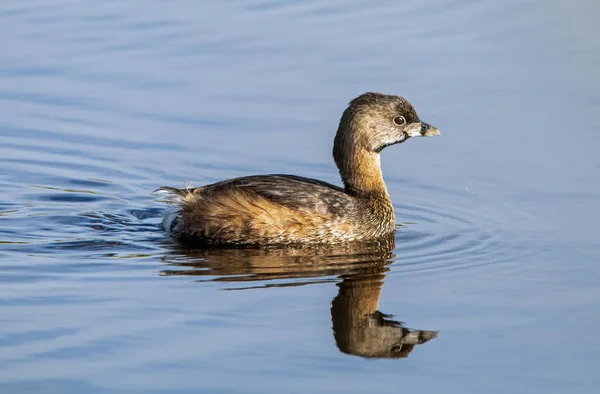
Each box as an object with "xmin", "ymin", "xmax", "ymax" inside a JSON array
[{"xmin": 158, "ymin": 92, "xmax": 440, "ymax": 246}]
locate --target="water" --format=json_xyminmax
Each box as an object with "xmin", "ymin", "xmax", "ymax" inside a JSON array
[{"xmin": 1, "ymin": 0, "xmax": 599, "ymax": 392}]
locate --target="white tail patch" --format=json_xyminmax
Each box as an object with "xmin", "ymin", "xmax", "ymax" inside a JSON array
[
  {"xmin": 162, "ymin": 204, "xmax": 181, "ymax": 233},
  {"xmin": 153, "ymin": 186, "xmax": 191, "ymax": 233}
]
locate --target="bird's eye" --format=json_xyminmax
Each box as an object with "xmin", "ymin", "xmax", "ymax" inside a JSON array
[{"xmin": 393, "ymin": 116, "xmax": 406, "ymax": 126}]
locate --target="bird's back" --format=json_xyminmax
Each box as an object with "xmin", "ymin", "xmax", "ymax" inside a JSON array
[{"xmin": 158, "ymin": 174, "xmax": 393, "ymax": 246}]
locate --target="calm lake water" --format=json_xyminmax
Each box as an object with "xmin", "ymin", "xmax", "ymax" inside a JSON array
[{"xmin": 1, "ymin": 1, "xmax": 599, "ymax": 393}]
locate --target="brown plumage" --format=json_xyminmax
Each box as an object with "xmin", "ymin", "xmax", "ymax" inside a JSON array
[{"xmin": 157, "ymin": 92, "xmax": 440, "ymax": 246}]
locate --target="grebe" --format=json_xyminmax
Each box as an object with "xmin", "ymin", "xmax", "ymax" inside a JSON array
[{"xmin": 158, "ymin": 92, "xmax": 440, "ymax": 246}]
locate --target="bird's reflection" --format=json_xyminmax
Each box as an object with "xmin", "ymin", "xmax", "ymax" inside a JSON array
[
  {"xmin": 332, "ymin": 272, "xmax": 437, "ymax": 358},
  {"xmin": 159, "ymin": 235, "xmax": 438, "ymax": 359}
]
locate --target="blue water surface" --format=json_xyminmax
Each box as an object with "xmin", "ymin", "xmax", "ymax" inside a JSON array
[{"xmin": 1, "ymin": 1, "xmax": 599, "ymax": 393}]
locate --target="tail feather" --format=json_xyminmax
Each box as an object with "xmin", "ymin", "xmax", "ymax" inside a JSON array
[
  {"xmin": 153, "ymin": 186, "xmax": 190, "ymax": 233},
  {"xmin": 155, "ymin": 184, "xmax": 206, "ymax": 233},
  {"xmin": 153, "ymin": 186, "xmax": 189, "ymax": 199}
]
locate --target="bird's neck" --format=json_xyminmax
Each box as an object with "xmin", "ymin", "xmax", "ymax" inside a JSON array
[{"xmin": 338, "ymin": 147, "xmax": 390, "ymax": 200}]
